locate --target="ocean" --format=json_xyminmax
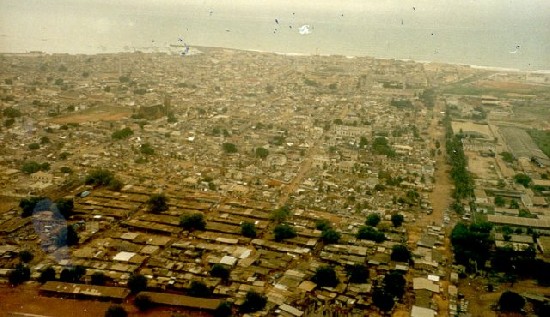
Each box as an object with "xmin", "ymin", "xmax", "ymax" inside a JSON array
[{"xmin": 1, "ymin": 0, "xmax": 549, "ymax": 71}]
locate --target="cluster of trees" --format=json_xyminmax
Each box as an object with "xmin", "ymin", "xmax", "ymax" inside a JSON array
[
  {"xmin": 391, "ymin": 214, "xmax": 404, "ymax": 227},
  {"xmin": 372, "ymin": 137, "xmax": 396, "ymax": 157},
  {"xmin": 180, "ymin": 213, "xmax": 206, "ymax": 231},
  {"xmin": 240, "ymin": 290, "xmax": 267, "ymax": 313},
  {"xmin": 84, "ymin": 168, "xmax": 123, "ymax": 191},
  {"xmin": 390, "ymin": 244, "xmax": 411, "ymax": 263},
  {"xmin": 21, "ymin": 160, "xmax": 50, "ymax": 174},
  {"xmin": 315, "ymin": 219, "xmax": 341, "ymax": 244},
  {"xmin": 111, "ymin": 127, "xmax": 134, "ymax": 140},
  {"xmin": 451, "ymin": 222, "xmax": 493, "ymax": 271},
  {"xmin": 356, "ymin": 214, "xmax": 385, "ymax": 242},
  {"xmin": 222, "ymin": 142, "xmax": 238, "ymax": 153},
  {"xmin": 312, "ymin": 265, "xmax": 339, "ymax": 287},
  {"xmin": 372, "ymin": 271, "xmax": 407, "ymax": 312},
  {"xmin": 444, "ymin": 114, "xmax": 474, "ymax": 200},
  {"xmin": 19, "ymin": 197, "xmax": 74, "ymax": 219}
]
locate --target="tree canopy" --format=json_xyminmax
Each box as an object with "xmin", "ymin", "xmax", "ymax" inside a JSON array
[
  {"xmin": 210, "ymin": 264, "xmax": 231, "ymax": 281},
  {"xmin": 514, "ymin": 173, "xmax": 532, "ymax": 187},
  {"xmin": 498, "ymin": 291, "xmax": 525, "ymax": 312},
  {"xmin": 104, "ymin": 305, "xmax": 127, "ymax": 317},
  {"xmin": 146, "ymin": 193, "xmax": 168, "ymax": 213},
  {"xmin": 240, "ymin": 290, "xmax": 267, "ymax": 313},
  {"xmin": 312, "ymin": 265, "xmax": 339, "ymax": 287},
  {"xmin": 188, "ymin": 281, "xmax": 212, "ymax": 298},
  {"xmin": 240, "ymin": 221, "xmax": 257, "ymax": 238},
  {"xmin": 222, "ymin": 142, "xmax": 238, "ymax": 153},
  {"xmin": 391, "ymin": 244, "xmax": 411, "ymax": 263},
  {"xmin": 356, "ymin": 225, "xmax": 385, "ymax": 242},
  {"xmin": 180, "ymin": 213, "xmax": 206, "ymax": 231},
  {"xmin": 451, "ymin": 222, "xmax": 493, "ymax": 270},
  {"xmin": 321, "ymin": 228, "xmax": 341, "ymax": 244},
  {"xmin": 365, "ymin": 213, "xmax": 381, "ymax": 227},
  {"xmin": 273, "ymin": 223, "xmax": 297, "ymax": 242},
  {"xmin": 391, "ymin": 214, "xmax": 404, "ymax": 227},
  {"xmin": 346, "ymin": 264, "xmax": 369, "ymax": 283},
  {"xmin": 128, "ymin": 274, "xmax": 147, "ymax": 294},
  {"xmin": 111, "ymin": 127, "xmax": 133, "ymax": 140}
]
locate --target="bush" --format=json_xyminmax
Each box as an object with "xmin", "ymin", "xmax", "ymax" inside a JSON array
[
  {"xmin": 18, "ymin": 250, "xmax": 34, "ymax": 263},
  {"xmin": 54, "ymin": 198, "xmax": 74, "ymax": 219},
  {"xmin": 28, "ymin": 142, "xmax": 40, "ymax": 150},
  {"xmin": 271, "ymin": 205, "xmax": 291, "ymax": 223},
  {"xmin": 222, "ymin": 142, "xmax": 238, "ymax": 153},
  {"xmin": 111, "ymin": 127, "xmax": 133, "ymax": 140},
  {"xmin": 346, "ymin": 264, "xmax": 369, "ymax": 284},
  {"xmin": 273, "ymin": 223, "xmax": 297, "ymax": 242},
  {"xmin": 514, "ymin": 173, "xmax": 531, "ymax": 187},
  {"xmin": 356, "ymin": 226, "xmax": 385, "ymax": 242},
  {"xmin": 214, "ymin": 301, "xmax": 233, "ymax": 317},
  {"xmin": 240, "ymin": 221, "xmax": 257, "ymax": 238},
  {"xmin": 372, "ymin": 288, "xmax": 395, "ymax": 312},
  {"xmin": 315, "ymin": 219, "xmax": 332, "ymax": 231},
  {"xmin": 147, "ymin": 193, "xmax": 168, "ymax": 213},
  {"xmin": 128, "ymin": 274, "xmax": 147, "ymax": 294},
  {"xmin": 210, "ymin": 264, "xmax": 230, "ymax": 280},
  {"xmin": 188, "ymin": 281, "xmax": 211, "ymax": 297},
  {"xmin": 240, "ymin": 290, "xmax": 267, "ymax": 313},
  {"xmin": 321, "ymin": 228, "xmax": 341, "ymax": 244},
  {"xmin": 8, "ymin": 264, "xmax": 30, "ymax": 286},
  {"xmin": 59, "ymin": 265, "xmax": 86, "ymax": 283},
  {"xmin": 104, "ymin": 305, "xmax": 127, "ymax": 317},
  {"xmin": 366, "ymin": 213, "xmax": 381, "ymax": 227},
  {"xmin": 85, "ymin": 169, "xmax": 115, "ymax": 186},
  {"xmin": 391, "ymin": 244, "xmax": 411, "ymax": 262},
  {"xmin": 312, "ymin": 265, "xmax": 339, "ymax": 287},
  {"xmin": 39, "ymin": 267, "xmax": 56, "ymax": 283},
  {"xmin": 383, "ymin": 271, "xmax": 406, "ymax": 298},
  {"xmin": 391, "ymin": 214, "xmax": 404, "ymax": 227},
  {"xmin": 19, "ymin": 197, "xmax": 48, "ymax": 217},
  {"xmin": 255, "ymin": 147, "xmax": 269, "ymax": 159},
  {"xmin": 134, "ymin": 293, "xmax": 154, "ymax": 311},
  {"xmin": 180, "ymin": 213, "xmax": 206, "ymax": 231},
  {"xmin": 498, "ymin": 291, "xmax": 525, "ymax": 312},
  {"xmin": 21, "ymin": 161, "xmax": 48, "ymax": 174},
  {"xmin": 91, "ymin": 272, "xmax": 106, "ymax": 285}
]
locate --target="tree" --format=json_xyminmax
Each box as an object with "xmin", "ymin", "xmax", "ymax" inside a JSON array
[
  {"xmin": 366, "ymin": 213, "xmax": 381, "ymax": 227},
  {"xmin": 240, "ymin": 221, "xmax": 257, "ymax": 238},
  {"xmin": 147, "ymin": 193, "xmax": 168, "ymax": 213},
  {"xmin": 8, "ymin": 264, "xmax": 30, "ymax": 286},
  {"xmin": 451, "ymin": 222, "xmax": 493, "ymax": 270},
  {"xmin": 5, "ymin": 118, "xmax": 15, "ymax": 127},
  {"xmin": 356, "ymin": 226, "xmax": 386, "ymax": 243},
  {"xmin": 180, "ymin": 213, "xmax": 206, "ymax": 231},
  {"xmin": 60, "ymin": 266, "xmax": 86, "ymax": 283},
  {"xmin": 60, "ymin": 166, "xmax": 72, "ymax": 174},
  {"xmin": 54, "ymin": 198, "xmax": 74, "ymax": 219},
  {"xmin": 494, "ymin": 196, "xmax": 505, "ymax": 207},
  {"xmin": 85, "ymin": 169, "xmax": 114, "ymax": 186},
  {"xmin": 346, "ymin": 264, "xmax": 369, "ymax": 283},
  {"xmin": 3, "ymin": 106, "xmax": 22, "ymax": 118},
  {"xmin": 514, "ymin": 173, "xmax": 532, "ymax": 187},
  {"xmin": 134, "ymin": 293, "xmax": 154, "ymax": 311},
  {"xmin": 140, "ymin": 143, "xmax": 155, "ymax": 155},
  {"xmin": 188, "ymin": 281, "xmax": 212, "ymax": 297},
  {"xmin": 391, "ymin": 245, "xmax": 411, "ymax": 263},
  {"xmin": 240, "ymin": 290, "xmax": 267, "ymax": 313},
  {"xmin": 498, "ymin": 291, "xmax": 525, "ymax": 312},
  {"xmin": 255, "ymin": 147, "xmax": 269, "ymax": 159},
  {"xmin": 28, "ymin": 142, "xmax": 40, "ymax": 150},
  {"xmin": 111, "ymin": 127, "xmax": 133, "ymax": 140},
  {"xmin": 57, "ymin": 225, "xmax": 79, "ymax": 246},
  {"xmin": 21, "ymin": 161, "xmax": 41, "ymax": 174},
  {"xmin": 222, "ymin": 142, "xmax": 238, "ymax": 153},
  {"xmin": 214, "ymin": 301, "xmax": 233, "ymax": 317},
  {"xmin": 312, "ymin": 265, "xmax": 339, "ymax": 287},
  {"xmin": 39, "ymin": 267, "xmax": 56, "ymax": 283},
  {"xmin": 391, "ymin": 214, "xmax": 404, "ymax": 227},
  {"xmin": 210, "ymin": 264, "xmax": 230, "ymax": 281},
  {"xmin": 372, "ymin": 288, "xmax": 395, "ymax": 312},
  {"xmin": 383, "ymin": 271, "xmax": 406, "ymax": 299},
  {"xmin": 104, "ymin": 305, "xmax": 127, "ymax": 317},
  {"xmin": 321, "ymin": 228, "xmax": 341, "ymax": 244},
  {"xmin": 19, "ymin": 196, "xmax": 48, "ymax": 217},
  {"xmin": 18, "ymin": 250, "xmax": 34, "ymax": 263},
  {"xmin": 128, "ymin": 274, "xmax": 147, "ymax": 294},
  {"xmin": 315, "ymin": 219, "xmax": 332, "ymax": 231},
  {"xmin": 271, "ymin": 205, "xmax": 291, "ymax": 223},
  {"xmin": 273, "ymin": 223, "xmax": 297, "ymax": 242},
  {"xmin": 91, "ymin": 272, "xmax": 106, "ymax": 285}
]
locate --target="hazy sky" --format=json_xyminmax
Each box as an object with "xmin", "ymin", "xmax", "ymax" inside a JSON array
[{"xmin": 1, "ymin": 0, "xmax": 549, "ymax": 69}]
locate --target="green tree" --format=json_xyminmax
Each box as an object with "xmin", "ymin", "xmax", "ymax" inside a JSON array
[
  {"xmin": 500, "ymin": 152, "xmax": 515, "ymax": 163},
  {"xmin": 128, "ymin": 274, "xmax": 147, "ymax": 294},
  {"xmin": 240, "ymin": 221, "xmax": 257, "ymax": 238},
  {"xmin": 60, "ymin": 266, "xmax": 86, "ymax": 283},
  {"xmin": 451, "ymin": 222, "xmax": 493, "ymax": 271},
  {"xmin": 222, "ymin": 142, "xmax": 238, "ymax": 153},
  {"xmin": 391, "ymin": 244, "xmax": 411, "ymax": 263},
  {"xmin": 180, "ymin": 213, "xmax": 206, "ymax": 231},
  {"xmin": 19, "ymin": 196, "xmax": 47, "ymax": 217},
  {"xmin": 210, "ymin": 264, "xmax": 230, "ymax": 281},
  {"xmin": 514, "ymin": 173, "xmax": 531, "ymax": 187},
  {"xmin": 495, "ymin": 196, "xmax": 505, "ymax": 207},
  {"xmin": 134, "ymin": 293, "xmax": 154, "ymax": 311},
  {"xmin": 255, "ymin": 147, "xmax": 269, "ymax": 159},
  {"xmin": 356, "ymin": 226, "xmax": 385, "ymax": 242},
  {"xmin": 140, "ymin": 143, "xmax": 155, "ymax": 155},
  {"xmin": 3, "ymin": 106, "xmax": 22, "ymax": 118},
  {"xmin": 5, "ymin": 118, "xmax": 15, "ymax": 127},
  {"xmin": 28, "ymin": 142, "xmax": 40, "ymax": 150},
  {"xmin": 315, "ymin": 219, "xmax": 332, "ymax": 231},
  {"xmin": 18, "ymin": 250, "xmax": 34, "ymax": 263},
  {"xmin": 104, "ymin": 305, "xmax": 127, "ymax": 317},
  {"xmin": 214, "ymin": 301, "xmax": 233, "ymax": 317},
  {"xmin": 60, "ymin": 166, "xmax": 72, "ymax": 174},
  {"xmin": 312, "ymin": 265, "xmax": 339, "ymax": 287},
  {"xmin": 372, "ymin": 288, "xmax": 395, "ymax": 312},
  {"xmin": 321, "ymin": 228, "xmax": 341, "ymax": 244},
  {"xmin": 391, "ymin": 214, "xmax": 404, "ymax": 227},
  {"xmin": 111, "ymin": 127, "xmax": 133, "ymax": 140},
  {"xmin": 366, "ymin": 213, "xmax": 381, "ymax": 227},
  {"xmin": 8, "ymin": 263, "xmax": 30, "ymax": 286},
  {"xmin": 498, "ymin": 291, "xmax": 525, "ymax": 312},
  {"xmin": 346, "ymin": 264, "xmax": 369, "ymax": 284},
  {"xmin": 240, "ymin": 290, "xmax": 267, "ymax": 313},
  {"xmin": 54, "ymin": 198, "xmax": 74, "ymax": 219},
  {"xmin": 39, "ymin": 267, "xmax": 56, "ymax": 284},
  {"xmin": 271, "ymin": 205, "xmax": 291, "ymax": 223},
  {"xmin": 273, "ymin": 223, "xmax": 297, "ymax": 242},
  {"xmin": 383, "ymin": 271, "xmax": 406, "ymax": 298},
  {"xmin": 91, "ymin": 272, "xmax": 106, "ymax": 285},
  {"xmin": 188, "ymin": 281, "xmax": 212, "ymax": 297},
  {"xmin": 146, "ymin": 193, "xmax": 168, "ymax": 213}
]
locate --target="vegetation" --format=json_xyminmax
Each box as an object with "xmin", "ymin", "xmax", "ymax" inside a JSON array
[
  {"xmin": 3, "ymin": 106, "xmax": 22, "ymax": 118},
  {"xmin": 240, "ymin": 221, "xmax": 257, "ymax": 238},
  {"xmin": 356, "ymin": 226, "xmax": 385, "ymax": 243},
  {"xmin": 134, "ymin": 293, "xmax": 154, "ymax": 311},
  {"xmin": 391, "ymin": 214, "xmax": 404, "ymax": 227},
  {"xmin": 85, "ymin": 169, "xmax": 123, "ymax": 191},
  {"xmin": 38, "ymin": 267, "xmax": 56, "ymax": 284},
  {"xmin": 498, "ymin": 291, "xmax": 525, "ymax": 312},
  {"xmin": 372, "ymin": 288, "xmax": 395, "ymax": 312},
  {"xmin": 255, "ymin": 147, "xmax": 269, "ymax": 159},
  {"xmin": 8, "ymin": 263, "xmax": 30, "ymax": 286},
  {"xmin": 104, "ymin": 305, "xmax": 127, "ymax": 317},
  {"xmin": 315, "ymin": 219, "xmax": 332, "ymax": 231},
  {"xmin": 271, "ymin": 205, "xmax": 291, "ymax": 223},
  {"xmin": 372, "ymin": 137, "xmax": 396, "ymax": 157},
  {"xmin": 91, "ymin": 272, "xmax": 106, "ymax": 285},
  {"xmin": 60, "ymin": 266, "xmax": 86, "ymax": 283},
  {"xmin": 18, "ymin": 250, "xmax": 34, "ymax": 263},
  {"xmin": 391, "ymin": 244, "xmax": 411, "ymax": 263},
  {"xmin": 527, "ymin": 129, "xmax": 550, "ymax": 158},
  {"xmin": 514, "ymin": 173, "xmax": 532, "ymax": 187},
  {"xmin": 180, "ymin": 213, "xmax": 206, "ymax": 231},
  {"xmin": 321, "ymin": 228, "xmax": 341, "ymax": 244},
  {"xmin": 21, "ymin": 161, "xmax": 50, "ymax": 174},
  {"xmin": 55, "ymin": 198, "xmax": 74, "ymax": 219},
  {"xmin": 188, "ymin": 281, "xmax": 212, "ymax": 297},
  {"xmin": 273, "ymin": 223, "xmax": 297, "ymax": 242},
  {"xmin": 19, "ymin": 196, "xmax": 48, "ymax": 217},
  {"xmin": 346, "ymin": 264, "xmax": 369, "ymax": 283},
  {"xmin": 383, "ymin": 271, "xmax": 406, "ymax": 298},
  {"xmin": 500, "ymin": 151, "xmax": 515, "ymax": 163},
  {"xmin": 111, "ymin": 127, "xmax": 133, "ymax": 140},
  {"xmin": 494, "ymin": 196, "xmax": 505, "ymax": 207},
  {"xmin": 365, "ymin": 213, "xmax": 381, "ymax": 227},
  {"xmin": 451, "ymin": 222, "xmax": 493, "ymax": 271},
  {"xmin": 240, "ymin": 290, "xmax": 267, "ymax": 313},
  {"xmin": 210, "ymin": 264, "xmax": 231, "ymax": 281},
  {"xmin": 445, "ymin": 114, "xmax": 474, "ymax": 199},
  {"xmin": 222, "ymin": 142, "xmax": 238, "ymax": 153},
  {"xmin": 128, "ymin": 274, "xmax": 147, "ymax": 293},
  {"xmin": 214, "ymin": 301, "xmax": 233, "ymax": 317},
  {"xmin": 312, "ymin": 265, "xmax": 339, "ymax": 287},
  {"xmin": 146, "ymin": 193, "xmax": 169, "ymax": 213},
  {"xmin": 140, "ymin": 142, "xmax": 155, "ymax": 155}
]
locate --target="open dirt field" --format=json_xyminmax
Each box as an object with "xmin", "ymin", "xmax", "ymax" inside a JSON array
[{"xmin": 50, "ymin": 106, "xmax": 132, "ymax": 124}]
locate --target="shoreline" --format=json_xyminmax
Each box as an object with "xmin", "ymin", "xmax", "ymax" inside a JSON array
[{"xmin": 1, "ymin": 46, "xmax": 548, "ymax": 74}]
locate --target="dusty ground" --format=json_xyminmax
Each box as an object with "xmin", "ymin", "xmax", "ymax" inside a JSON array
[
  {"xmin": 50, "ymin": 105, "xmax": 132, "ymax": 124},
  {"xmin": 0, "ymin": 283, "xmax": 206, "ymax": 317}
]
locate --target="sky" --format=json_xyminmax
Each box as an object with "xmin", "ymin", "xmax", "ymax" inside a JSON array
[{"xmin": 1, "ymin": 0, "xmax": 549, "ymax": 69}]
